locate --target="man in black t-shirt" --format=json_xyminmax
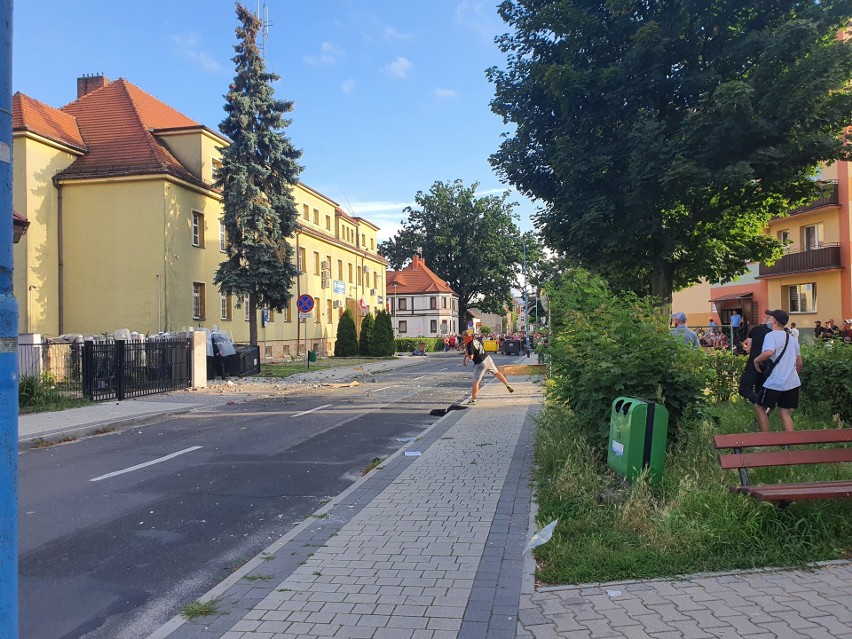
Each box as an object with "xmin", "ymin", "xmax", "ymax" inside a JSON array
[{"xmin": 738, "ymin": 309, "xmax": 772, "ymax": 405}]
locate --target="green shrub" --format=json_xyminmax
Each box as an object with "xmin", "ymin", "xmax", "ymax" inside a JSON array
[
  {"xmin": 334, "ymin": 309, "xmax": 359, "ymax": 357},
  {"xmin": 370, "ymin": 310, "xmax": 395, "ymax": 356},
  {"xmin": 799, "ymin": 342, "xmax": 852, "ymax": 425},
  {"xmin": 701, "ymin": 350, "xmax": 744, "ymax": 403},
  {"xmin": 545, "ymin": 270, "xmax": 710, "ymax": 450},
  {"xmin": 394, "ymin": 337, "xmax": 443, "ymax": 352},
  {"xmin": 358, "ymin": 313, "xmax": 374, "ymax": 356}
]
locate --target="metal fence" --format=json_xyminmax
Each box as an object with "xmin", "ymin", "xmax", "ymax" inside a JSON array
[
  {"xmin": 18, "ymin": 340, "xmax": 84, "ymax": 400},
  {"xmin": 82, "ymin": 338, "xmax": 192, "ymax": 402},
  {"xmin": 18, "ymin": 337, "xmax": 192, "ymax": 403}
]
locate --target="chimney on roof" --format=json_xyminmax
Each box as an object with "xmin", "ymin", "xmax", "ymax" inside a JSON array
[
  {"xmin": 77, "ymin": 74, "xmax": 110, "ymax": 98},
  {"xmin": 412, "ymin": 254, "xmax": 421, "ymax": 267}
]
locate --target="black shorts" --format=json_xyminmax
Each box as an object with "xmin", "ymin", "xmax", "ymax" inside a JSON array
[{"xmin": 756, "ymin": 386, "xmax": 800, "ymax": 410}]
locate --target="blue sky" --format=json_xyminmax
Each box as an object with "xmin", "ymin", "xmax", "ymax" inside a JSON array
[{"xmin": 13, "ymin": 0, "xmax": 537, "ymax": 242}]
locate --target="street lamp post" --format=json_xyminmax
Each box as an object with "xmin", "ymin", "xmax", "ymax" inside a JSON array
[
  {"xmin": 522, "ymin": 240, "xmax": 530, "ymax": 354},
  {"xmin": 392, "ymin": 283, "xmax": 398, "ymax": 335}
]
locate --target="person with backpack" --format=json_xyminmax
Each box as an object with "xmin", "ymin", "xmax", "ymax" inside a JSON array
[{"xmin": 462, "ymin": 329, "xmax": 514, "ymax": 405}]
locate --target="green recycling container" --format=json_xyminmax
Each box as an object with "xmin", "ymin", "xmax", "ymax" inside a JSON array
[
  {"xmin": 308, "ymin": 350, "xmax": 317, "ymax": 362},
  {"xmin": 607, "ymin": 397, "xmax": 669, "ymax": 484}
]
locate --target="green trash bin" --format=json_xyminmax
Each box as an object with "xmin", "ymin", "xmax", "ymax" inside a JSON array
[
  {"xmin": 308, "ymin": 350, "xmax": 317, "ymax": 363},
  {"xmin": 607, "ymin": 397, "xmax": 669, "ymax": 484}
]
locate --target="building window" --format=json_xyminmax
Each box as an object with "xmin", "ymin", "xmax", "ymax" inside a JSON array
[
  {"xmin": 430, "ymin": 297, "xmax": 437, "ymax": 310},
  {"xmin": 281, "ymin": 298, "xmax": 291, "ymax": 322},
  {"xmin": 399, "ymin": 320, "xmax": 408, "ymax": 334},
  {"xmin": 314, "ymin": 251, "xmax": 320, "ymax": 275},
  {"xmin": 371, "ymin": 238, "xmax": 375, "ymax": 250},
  {"xmin": 192, "ymin": 211, "xmax": 204, "ymax": 247},
  {"xmin": 338, "ymin": 260, "xmax": 343, "ymax": 280},
  {"xmin": 327, "ymin": 299, "xmax": 333, "ymax": 324},
  {"xmin": 313, "ymin": 208, "xmax": 319, "ymax": 225},
  {"xmin": 348, "ymin": 263, "xmax": 353, "ymax": 283},
  {"xmin": 314, "ymin": 297, "xmax": 321, "ymax": 323},
  {"xmin": 357, "ymin": 266, "xmax": 362, "ymax": 286},
  {"xmin": 242, "ymin": 296, "xmax": 250, "ymax": 321},
  {"xmin": 399, "ymin": 298, "xmax": 407, "ymax": 311},
  {"xmin": 787, "ymin": 283, "xmax": 816, "ymax": 313},
  {"xmin": 303, "ymin": 204, "xmax": 309, "ymax": 220},
  {"xmin": 220, "ymin": 293, "xmax": 232, "ymax": 321},
  {"xmin": 802, "ymin": 224, "xmax": 821, "ymax": 250},
  {"xmin": 430, "ymin": 320, "xmax": 437, "ymax": 333},
  {"xmin": 192, "ymin": 282, "xmax": 206, "ymax": 320},
  {"xmin": 326, "ymin": 215, "xmax": 331, "ymax": 230},
  {"xmin": 298, "ymin": 248, "xmax": 306, "ymax": 273},
  {"xmin": 219, "ymin": 221, "xmax": 227, "ymax": 252},
  {"xmin": 442, "ymin": 297, "xmax": 447, "ymax": 309}
]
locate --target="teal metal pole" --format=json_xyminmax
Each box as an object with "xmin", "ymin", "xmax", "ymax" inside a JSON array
[{"xmin": 0, "ymin": 1, "xmax": 19, "ymax": 636}]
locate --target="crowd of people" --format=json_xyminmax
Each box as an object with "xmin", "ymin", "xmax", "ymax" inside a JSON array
[{"xmin": 814, "ymin": 318, "xmax": 852, "ymax": 343}]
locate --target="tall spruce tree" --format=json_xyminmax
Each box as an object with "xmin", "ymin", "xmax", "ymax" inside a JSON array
[{"xmin": 215, "ymin": 3, "xmax": 302, "ymax": 344}]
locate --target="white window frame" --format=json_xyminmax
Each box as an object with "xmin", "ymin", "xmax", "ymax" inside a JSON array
[
  {"xmin": 219, "ymin": 221, "xmax": 227, "ymax": 252},
  {"xmin": 192, "ymin": 211, "xmax": 204, "ymax": 247}
]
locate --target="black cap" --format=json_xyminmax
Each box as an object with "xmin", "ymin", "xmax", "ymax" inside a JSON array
[{"xmin": 767, "ymin": 309, "xmax": 789, "ymax": 326}]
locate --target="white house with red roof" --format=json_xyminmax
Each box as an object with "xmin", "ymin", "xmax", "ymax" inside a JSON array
[{"xmin": 387, "ymin": 254, "xmax": 460, "ymax": 338}]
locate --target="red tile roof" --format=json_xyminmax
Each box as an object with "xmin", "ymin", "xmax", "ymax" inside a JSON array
[
  {"xmin": 56, "ymin": 78, "xmax": 206, "ymax": 186},
  {"xmin": 387, "ymin": 255, "xmax": 457, "ymax": 295},
  {"xmin": 12, "ymin": 93, "xmax": 86, "ymax": 151}
]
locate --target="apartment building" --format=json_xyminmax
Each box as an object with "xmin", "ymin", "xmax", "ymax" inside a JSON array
[{"xmin": 12, "ymin": 75, "xmax": 387, "ymax": 357}]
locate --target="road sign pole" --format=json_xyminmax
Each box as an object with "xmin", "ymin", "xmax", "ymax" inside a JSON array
[{"xmin": 0, "ymin": 3, "xmax": 19, "ymax": 636}]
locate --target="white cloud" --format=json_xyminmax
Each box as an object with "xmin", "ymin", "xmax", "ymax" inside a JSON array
[
  {"xmin": 385, "ymin": 56, "xmax": 413, "ymax": 79},
  {"xmin": 434, "ymin": 88, "xmax": 459, "ymax": 98},
  {"xmin": 341, "ymin": 78, "xmax": 357, "ymax": 93},
  {"xmin": 383, "ymin": 25, "xmax": 413, "ymax": 41},
  {"xmin": 170, "ymin": 32, "xmax": 223, "ymax": 73},
  {"xmin": 348, "ymin": 199, "xmax": 414, "ymax": 242},
  {"xmin": 304, "ymin": 41, "xmax": 345, "ymax": 66}
]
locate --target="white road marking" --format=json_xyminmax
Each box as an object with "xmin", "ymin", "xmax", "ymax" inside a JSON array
[
  {"xmin": 412, "ymin": 375, "xmax": 425, "ymax": 381},
  {"xmin": 90, "ymin": 446, "xmax": 202, "ymax": 482},
  {"xmin": 292, "ymin": 404, "xmax": 333, "ymax": 417},
  {"xmin": 375, "ymin": 386, "xmax": 394, "ymax": 392}
]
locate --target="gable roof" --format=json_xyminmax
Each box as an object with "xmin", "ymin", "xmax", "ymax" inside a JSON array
[
  {"xmin": 12, "ymin": 93, "xmax": 86, "ymax": 151},
  {"xmin": 387, "ymin": 255, "xmax": 457, "ymax": 296},
  {"xmin": 54, "ymin": 78, "xmax": 211, "ymax": 186}
]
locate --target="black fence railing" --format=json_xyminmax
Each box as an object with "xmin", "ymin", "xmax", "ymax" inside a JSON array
[
  {"xmin": 18, "ymin": 340, "xmax": 84, "ymax": 400},
  {"xmin": 82, "ymin": 338, "xmax": 192, "ymax": 402}
]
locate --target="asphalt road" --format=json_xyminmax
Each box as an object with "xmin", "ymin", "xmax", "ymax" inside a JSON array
[{"xmin": 19, "ymin": 356, "xmax": 474, "ymax": 639}]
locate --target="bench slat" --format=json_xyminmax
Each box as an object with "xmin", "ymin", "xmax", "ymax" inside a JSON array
[
  {"xmin": 714, "ymin": 429, "xmax": 852, "ymax": 450},
  {"xmin": 740, "ymin": 481, "xmax": 852, "ymax": 502},
  {"xmin": 719, "ymin": 448, "xmax": 852, "ymax": 470}
]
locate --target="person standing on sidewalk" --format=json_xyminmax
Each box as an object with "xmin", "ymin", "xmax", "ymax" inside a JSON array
[
  {"xmin": 738, "ymin": 309, "xmax": 772, "ymax": 405},
  {"xmin": 462, "ymin": 329, "xmax": 514, "ymax": 404},
  {"xmin": 753, "ymin": 309, "xmax": 802, "ymax": 432}
]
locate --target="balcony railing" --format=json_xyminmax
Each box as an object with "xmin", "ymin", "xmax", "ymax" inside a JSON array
[
  {"xmin": 788, "ymin": 181, "xmax": 839, "ymax": 216},
  {"xmin": 758, "ymin": 243, "xmax": 842, "ymax": 277}
]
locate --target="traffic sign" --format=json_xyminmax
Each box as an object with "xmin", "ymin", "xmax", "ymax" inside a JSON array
[{"xmin": 296, "ymin": 294, "xmax": 314, "ymax": 313}]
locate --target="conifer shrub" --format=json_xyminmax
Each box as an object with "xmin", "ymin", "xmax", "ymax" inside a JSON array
[
  {"xmin": 334, "ymin": 309, "xmax": 359, "ymax": 357},
  {"xmin": 370, "ymin": 310, "xmax": 395, "ymax": 356},
  {"xmin": 358, "ymin": 313, "xmax": 374, "ymax": 356}
]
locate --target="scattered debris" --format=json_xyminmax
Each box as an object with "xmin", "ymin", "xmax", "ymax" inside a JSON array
[{"xmin": 525, "ymin": 519, "xmax": 558, "ymax": 553}]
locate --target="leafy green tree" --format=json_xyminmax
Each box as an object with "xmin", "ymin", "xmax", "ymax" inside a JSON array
[
  {"xmin": 488, "ymin": 0, "xmax": 852, "ymax": 302},
  {"xmin": 379, "ymin": 180, "xmax": 523, "ymax": 329},
  {"xmin": 358, "ymin": 312, "xmax": 374, "ymax": 356},
  {"xmin": 370, "ymin": 310, "xmax": 395, "ymax": 357},
  {"xmin": 335, "ymin": 309, "xmax": 358, "ymax": 357},
  {"xmin": 214, "ymin": 3, "xmax": 303, "ymax": 344}
]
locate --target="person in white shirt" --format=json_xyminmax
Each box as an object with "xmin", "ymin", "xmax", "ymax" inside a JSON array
[
  {"xmin": 789, "ymin": 322, "xmax": 799, "ymax": 339},
  {"xmin": 752, "ymin": 309, "xmax": 802, "ymax": 432}
]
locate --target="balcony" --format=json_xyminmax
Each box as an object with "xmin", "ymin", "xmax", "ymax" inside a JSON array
[
  {"xmin": 758, "ymin": 243, "xmax": 842, "ymax": 278},
  {"xmin": 788, "ymin": 181, "xmax": 839, "ymax": 216}
]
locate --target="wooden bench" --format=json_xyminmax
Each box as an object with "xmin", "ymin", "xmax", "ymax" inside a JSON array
[{"xmin": 714, "ymin": 429, "xmax": 852, "ymax": 505}]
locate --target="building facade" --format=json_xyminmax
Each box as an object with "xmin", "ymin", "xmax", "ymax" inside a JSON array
[
  {"xmin": 673, "ymin": 165, "xmax": 851, "ymax": 339},
  {"xmin": 12, "ymin": 75, "xmax": 387, "ymax": 358},
  {"xmin": 387, "ymin": 255, "xmax": 459, "ymax": 338}
]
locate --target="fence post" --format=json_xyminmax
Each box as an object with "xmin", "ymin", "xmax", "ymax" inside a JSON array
[
  {"xmin": 82, "ymin": 341, "xmax": 94, "ymax": 399},
  {"xmin": 115, "ymin": 340, "xmax": 126, "ymax": 401}
]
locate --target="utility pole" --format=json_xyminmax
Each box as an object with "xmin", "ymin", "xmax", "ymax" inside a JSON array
[
  {"xmin": 0, "ymin": 1, "xmax": 19, "ymax": 636},
  {"xmin": 522, "ymin": 240, "xmax": 530, "ymax": 354}
]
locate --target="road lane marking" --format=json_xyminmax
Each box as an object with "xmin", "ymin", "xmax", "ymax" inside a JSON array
[
  {"xmin": 292, "ymin": 404, "xmax": 333, "ymax": 418},
  {"xmin": 438, "ymin": 367, "xmax": 448, "ymax": 371},
  {"xmin": 375, "ymin": 386, "xmax": 394, "ymax": 392},
  {"xmin": 90, "ymin": 446, "xmax": 202, "ymax": 482},
  {"xmin": 412, "ymin": 375, "xmax": 425, "ymax": 381}
]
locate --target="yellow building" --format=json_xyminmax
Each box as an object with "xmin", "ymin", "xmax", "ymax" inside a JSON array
[{"xmin": 12, "ymin": 75, "xmax": 387, "ymax": 358}]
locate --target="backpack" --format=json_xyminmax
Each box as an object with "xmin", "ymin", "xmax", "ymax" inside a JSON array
[{"xmin": 471, "ymin": 338, "xmax": 486, "ymax": 363}]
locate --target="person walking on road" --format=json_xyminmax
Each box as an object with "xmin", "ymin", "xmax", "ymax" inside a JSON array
[
  {"xmin": 753, "ymin": 309, "xmax": 802, "ymax": 433},
  {"xmin": 463, "ymin": 329, "xmax": 514, "ymax": 404}
]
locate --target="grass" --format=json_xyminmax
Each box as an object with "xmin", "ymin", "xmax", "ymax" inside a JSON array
[
  {"xmin": 361, "ymin": 457, "xmax": 383, "ymax": 475},
  {"xmin": 532, "ymin": 400, "xmax": 852, "ymax": 585},
  {"xmin": 18, "ymin": 374, "xmax": 90, "ymax": 414},
  {"xmin": 260, "ymin": 356, "xmax": 395, "ymax": 378},
  {"xmin": 180, "ymin": 600, "xmax": 218, "ymax": 620}
]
